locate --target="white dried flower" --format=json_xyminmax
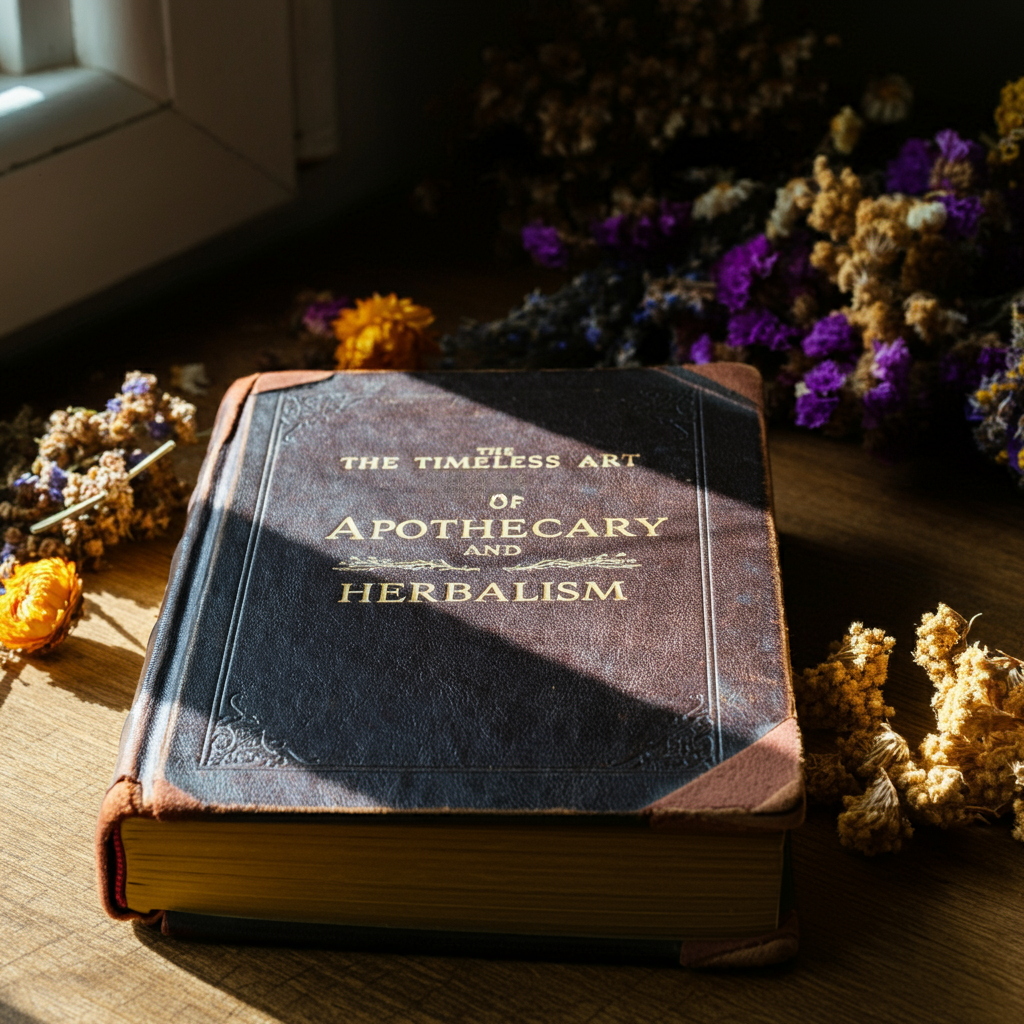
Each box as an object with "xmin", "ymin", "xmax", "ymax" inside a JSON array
[
  {"xmin": 692, "ymin": 179, "xmax": 756, "ymax": 221},
  {"xmin": 862, "ymin": 74, "xmax": 913, "ymax": 125},
  {"xmin": 766, "ymin": 177, "xmax": 814, "ymax": 240},
  {"xmin": 906, "ymin": 200, "xmax": 947, "ymax": 233}
]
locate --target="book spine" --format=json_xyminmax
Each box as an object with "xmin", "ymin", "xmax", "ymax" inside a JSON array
[{"xmin": 96, "ymin": 374, "xmax": 258, "ymax": 921}]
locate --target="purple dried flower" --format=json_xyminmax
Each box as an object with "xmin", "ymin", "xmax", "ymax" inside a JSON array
[
  {"xmin": 795, "ymin": 391, "xmax": 841, "ymax": 429},
  {"xmin": 863, "ymin": 337, "xmax": 913, "ymax": 429},
  {"xmin": 522, "ymin": 223, "xmax": 568, "ymax": 269},
  {"xmin": 804, "ymin": 360, "xmax": 850, "ymax": 395},
  {"xmin": 123, "ymin": 376, "xmax": 151, "ymax": 396},
  {"xmin": 940, "ymin": 194, "xmax": 984, "ymax": 240},
  {"xmin": 147, "ymin": 418, "xmax": 172, "ymax": 441},
  {"xmin": 657, "ymin": 199, "xmax": 691, "ymax": 241},
  {"xmin": 13, "ymin": 473, "xmax": 38, "ymax": 488},
  {"xmin": 934, "ymin": 129, "xmax": 983, "ymax": 167},
  {"xmin": 631, "ymin": 215, "xmax": 656, "ymax": 250},
  {"xmin": 689, "ymin": 334, "xmax": 714, "ymax": 364},
  {"xmin": 716, "ymin": 235, "xmax": 777, "ymax": 313},
  {"xmin": 106, "ymin": 397, "xmax": 122, "ymax": 413},
  {"xmin": 726, "ymin": 307, "xmax": 797, "ymax": 352},
  {"xmin": 802, "ymin": 313, "xmax": 857, "ymax": 359},
  {"xmin": 592, "ymin": 215, "xmax": 626, "ymax": 250},
  {"xmin": 302, "ymin": 298, "xmax": 350, "ymax": 337},
  {"xmin": 0, "ymin": 542, "xmax": 16, "ymax": 561},
  {"xmin": 885, "ymin": 138, "xmax": 936, "ymax": 195}
]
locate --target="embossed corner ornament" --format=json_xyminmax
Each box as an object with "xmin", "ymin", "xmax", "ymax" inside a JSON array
[
  {"xmin": 604, "ymin": 698, "xmax": 715, "ymax": 771},
  {"xmin": 206, "ymin": 694, "xmax": 316, "ymax": 768}
]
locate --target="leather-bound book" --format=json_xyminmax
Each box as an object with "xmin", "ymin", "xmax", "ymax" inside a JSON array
[{"xmin": 97, "ymin": 365, "xmax": 803, "ymax": 968}]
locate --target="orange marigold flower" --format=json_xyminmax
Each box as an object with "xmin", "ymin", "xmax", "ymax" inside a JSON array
[
  {"xmin": 0, "ymin": 557, "xmax": 83, "ymax": 655},
  {"xmin": 333, "ymin": 293, "xmax": 437, "ymax": 370}
]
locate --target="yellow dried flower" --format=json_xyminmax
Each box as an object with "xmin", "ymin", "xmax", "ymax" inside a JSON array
[
  {"xmin": 793, "ymin": 621, "xmax": 895, "ymax": 730},
  {"xmin": 0, "ymin": 556, "xmax": 83, "ymax": 655},
  {"xmin": 829, "ymin": 106, "xmax": 864, "ymax": 155},
  {"xmin": 333, "ymin": 294, "xmax": 437, "ymax": 371},
  {"xmin": 837, "ymin": 770, "xmax": 913, "ymax": 855},
  {"xmin": 804, "ymin": 751, "xmax": 860, "ymax": 805}
]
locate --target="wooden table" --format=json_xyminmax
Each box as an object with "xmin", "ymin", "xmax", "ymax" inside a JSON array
[{"xmin": 2, "ymin": 233, "xmax": 1024, "ymax": 1022}]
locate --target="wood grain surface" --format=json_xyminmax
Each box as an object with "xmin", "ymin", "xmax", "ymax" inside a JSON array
[{"xmin": 2, "ymin": 222, "xmax": 1023, "ymax": 1022}]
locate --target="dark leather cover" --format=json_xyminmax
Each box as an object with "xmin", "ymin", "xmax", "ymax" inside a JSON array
[{"xmin": 97, "ymin": 365, "xmax": 802, "ymax": 966}]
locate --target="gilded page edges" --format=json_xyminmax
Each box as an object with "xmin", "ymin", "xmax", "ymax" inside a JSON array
[{"xmin": 644, "ymin": 717, "xmax": 805, "ymax": 831}]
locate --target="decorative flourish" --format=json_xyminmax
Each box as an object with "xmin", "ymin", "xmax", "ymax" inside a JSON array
[
  {"xmin": 603, "ymin": 699, "xmax": 715, "ymax": 772},
  {"xmin": 503, "ymin": 552, "xmax": 641, "ymax": 573},
  {"xmin": 206, "ymin": 694, "xmax": 314, "ymax": 768},
  {"xmin": 333, "ymin": 556, "xmax": 481, "ymax": 573}
]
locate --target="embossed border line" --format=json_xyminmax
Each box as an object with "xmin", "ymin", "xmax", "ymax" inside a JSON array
[
  {"xmin": 693, "ymin": 390, "xmax": 723, "ymax": 763},
  {"xmin": 200, "ymin": 391, "xmax": 286, "ymax": 766}
]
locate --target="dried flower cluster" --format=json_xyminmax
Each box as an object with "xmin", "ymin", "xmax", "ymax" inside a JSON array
[
  {"xmin": 476, "ymin": 0, "xmax": 827, "ymax": 242},
  {"xmin": 800, "ymin": 605, "xmax": 1024, "ymax": 855},
  {"xmin": 453, "ymin": 73, "xmax": 1024, "ymax": 479},
  {"xmin": 0, "ymin": 372, "xmax": 196, "ymax": 572}
]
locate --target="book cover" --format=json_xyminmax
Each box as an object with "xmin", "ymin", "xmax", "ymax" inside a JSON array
[{"xmin": 97, "ymin": 365, "xmax": 802, "ymax": 968}]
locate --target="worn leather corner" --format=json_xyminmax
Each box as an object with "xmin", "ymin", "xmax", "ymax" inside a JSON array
[
  {"xmin": 645, "ymin": 718, "xmax": 804, "ymax": 829},
  {"xmin": 678, "ymin": 909, "xmax": 799, "ymax": 968},
  {"xmin": 686, "ymin": 362, "xmax": 765, "ymax": 410},
  {"xmin": 151, "ymin": 777, "xmax": 211, "ymax": 819},
  {"xmin": 96, "ymin": 778, "xmax": 155, "ymax": 921},
  {"xmin": 251, "ymin": 369, "xmax": 336, "ymax": 394}
]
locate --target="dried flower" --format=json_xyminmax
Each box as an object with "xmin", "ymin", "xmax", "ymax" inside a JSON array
[
  {"xmin": 692, "ymin": 180, "xmax": 756, "ymax": 222},
  {"xmin": 302, "ymin": 296, "xmax": 351, "ymax": 337},
  {"xmin": 862, "ymin": 337, "xmax": 912, "ymax": 429},
  {"xmin": 837, "ymin": 770, "xmax": 913, "ymax": 855},
  {"xmin": 522, "ymin": 223, "xmax": 569, "ymax": 269},
  {"xmin": 0, "ymin": 556, "xmax": 83, "ymax": 654},
  {"xmin": 885, "ymin": 138, "xmax": 936, "ymax": 195},
  {"xmin": 802, "ymin": 312, "xmax": 857, "ymax": 359},
  {"xmin": 333, "ymin": 294, "xmax": 437, "ymax": 370},
  {"xmin": 862, "ymin": 74, "xmax": 913, "ymax": 125},
  {"xmin": 829, "ymin": 106, "xmax": 863, "ymax": 155},
  {"xmin": 715, "ymin": 235, "xmax": 777, "ymax": 313}
]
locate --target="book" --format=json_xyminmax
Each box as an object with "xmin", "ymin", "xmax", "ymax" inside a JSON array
[{"xmin": 96, "ymin": 364, "xmax": 802, "ymax": 968}]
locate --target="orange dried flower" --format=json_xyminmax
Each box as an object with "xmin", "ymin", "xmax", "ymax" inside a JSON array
[
  {"xmin": 333, "ymin": 293, "xmax": 436, "ymax": 370},
  {"xmin": 0, "ymin": 557, "xmax": 83, "ymax": 654}
]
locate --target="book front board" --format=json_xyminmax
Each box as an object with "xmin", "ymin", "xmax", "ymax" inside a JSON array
[{"xmin": 136, "ymin": 368, "xmax": 791, "ymax": 813}]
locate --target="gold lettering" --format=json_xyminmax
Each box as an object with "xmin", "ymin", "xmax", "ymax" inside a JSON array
[
  {"xmin": 601, "ymin": 454, "xmax": 620, "ymax": 467},
  {"xmin": 582, "ymin": 581, "xmax": 627, "ymax": 601},
  {"xmin": 541, "ymin": 582, "xmax": 553, "ymax": 601},
  {"xmin": 358, "ymin": 457, "xmax": 379, "ymax": 470},
  {"xmin": 500, "ymin": 519, "xmax": 526, "ymax": 538},
  {"xmin": 475, "ymin": 582, "xmax": 508, "ymax": 602},
  {"xmin": 413, "ymin": 457, "xmax": 432, "ymax": 469},
  {"xmin": 461, "ymin": 519, "xmax": 494, "ymax": 538},
  {"xmin": 338, "ymin": 583, "xmax": 373, "ymax": 603},
  {"xmin": 473, "ymin": 456, "xmax": 490, "ymax": 469},
  {"xmin": 431, "ymin": 519, "xmax": 458, "ymax": 538},
  {"xmin": 565, "ymin": 518, "xmax": 599, "ymax": 538},
  {"xmin": 545, "ymin": 455, "xmax": 560, "ymax": 468},
  {"xmin": 339, "ymin": 457, "xmax": 358, "ymax": 469},
  {"xmin": 445, "ymin": 582, "xmax": 472, "ymax": 601},
  {"xmin": 444, "ymin": 456, "xmax": 470, "ymax": 469},
  {"xmin": 557, "ymin": 582, "xmax": 579, "ymax": 601},
  {"xmin": 370, "ymin": 520, "xmax": 396, "ymax": 539},
  {"xmin": 604, "ymin": 518, "xmax": 635, "ymax": 537},
  {"xmin": 396, "ymin": 519, "xmax": 427, "ymax": 539},
  {"xmin": 409, "ymin": 582, "xmax": 437, "ymax": 602},
  {"xmin": 532, "ymin": 519, "xmax": 562, "ymax": 537},
  {"xmin": 503, "ymin": 545, "xmax": 521, "ymax": 555},
  {"xmin": 577, "ymin": 455, "xmax": 599, "ymax": 468},
  {"xmin": 326, "ymin": 516, "xmax": 364, "ymax": 540},
  {"xmin": 483, "ymin": 545, "xmax": 500, "ymax": 556},
  {"xmin": 622, "ymin": 453, "xmax": 640, "ymax": 466},
  {"xmin": 382, "ymin": 457, "xmax": 399, "ymax": 469},
  {"xmin": 463, "ymin": 545, "xmax": 483, "ymax": 555},
  {"xmin": 510, "ymin": 455, "xmax": 525, "ymax": 468},
  {"xmin": 528, "ymin": 455, "xmax": 543, "ymax": 468},
  {"xmin": 513, "ymin": 582, "xmax": 538, "ymax": 602},
  {"xmin": 635, "ymin": 517, "xmax": 668, "ymax": 537},
  {"xmin": 377, "ymin": 583, "xmax": 406, "ymax": 603},
  {"xmin": 492, "ymin": 454, "xmax": 508, "ymax": 468}
]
